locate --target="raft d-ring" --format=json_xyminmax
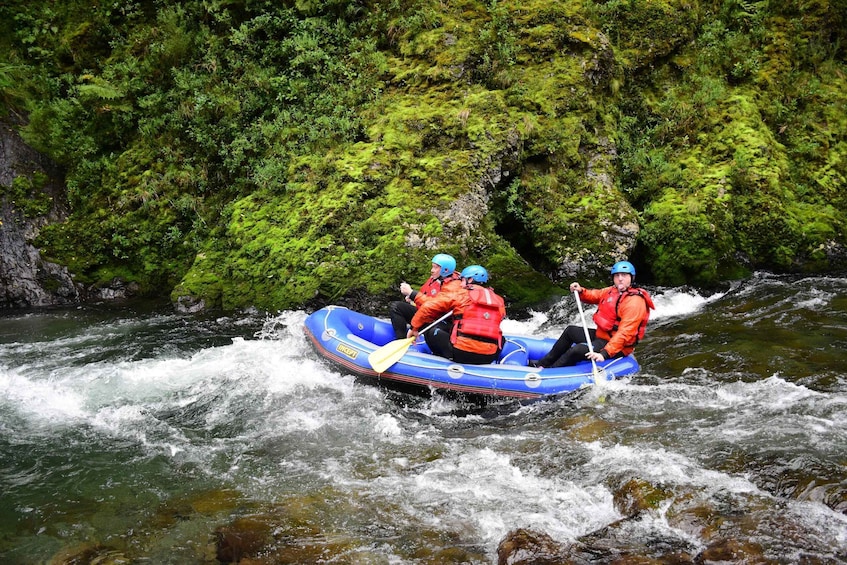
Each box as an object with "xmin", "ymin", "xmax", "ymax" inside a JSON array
[
  {"xmin": 523, "ymin": 372, "xmax": 542, "ymax": 389},
  {"xmin": 322, "ymin": 328, "xmax": 337, "ymax": 341},
  {"xmin": 447, "ymin": 364, "xmax": 465, "ymax": 379},
  {"xmin": 357, "ymin": 323, "xmax": 364, "ymax": 331}
]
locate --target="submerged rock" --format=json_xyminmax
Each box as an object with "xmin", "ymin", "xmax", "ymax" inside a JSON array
[
  {"xmin": 496, "ymin": 475, "xmax": 803, "ymax": 564},
  {"xmin": 48, "ymin": 542, "xmax": 129, "ymax": 565},
  {"xmin": 215, "ymin": 516, "xmax": 275, "ymax": 563}
]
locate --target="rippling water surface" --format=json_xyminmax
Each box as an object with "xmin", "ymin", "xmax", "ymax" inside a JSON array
[{"xmin": 1, "ymin": 273, "xmax": 845, "ymax": 563}]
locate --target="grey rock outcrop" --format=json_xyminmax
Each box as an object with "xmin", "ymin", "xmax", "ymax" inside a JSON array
[{"xmin": 0, "ymin": 119, "xmax": 79, "ymax": 308}]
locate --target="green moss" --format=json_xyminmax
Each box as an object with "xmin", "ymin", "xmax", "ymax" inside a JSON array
[
  {"xmin": 592, "ymin": 0, "xmax": 704, "ymax": 70},
  {"xmin": 484, "ymin": 244, "xmax": 565, "ymax": 308},
  {"xmin": 5, "ymin": 0, "xmax": 847, "ymax": 310},
  {"xmin": 5, "ymin": 172, "xmax": 53, "ymax": 218}
]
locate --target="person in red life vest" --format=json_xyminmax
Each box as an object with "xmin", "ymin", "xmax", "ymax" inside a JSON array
[
  {"xmin": 536, "ymin": 261, "xmax": 655, "ymax": 368},
  {"xmin": 389, "ymin": 253, "xmax": 460, "ymax": 339},
  {"xmin": 408, "ymin": 265, "xmax": 506, "ymax": 364}
]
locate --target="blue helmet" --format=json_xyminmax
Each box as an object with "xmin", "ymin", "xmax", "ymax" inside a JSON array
[
  {"xmin": 460, "ymin": 265, "xmax": 489, "ymax": 284},
  {"xmin": 610, "ymin": 261, "xmax": 636, "ymax": 277},
  {"xmin": 431, "ymin": 254, "xmax": 456, "ymax": 277}
]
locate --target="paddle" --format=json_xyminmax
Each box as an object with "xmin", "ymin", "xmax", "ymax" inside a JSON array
[
  {"xmin": 574, "ymin": 289, "xmax": 605, "ymax": 384},
  {"xmin": 368, "ymin": 311, "xmax": 453, "ymax": 373}
]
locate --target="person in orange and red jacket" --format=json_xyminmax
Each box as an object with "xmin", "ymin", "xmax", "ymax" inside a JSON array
[
  {"xmin": 389, "ymin": 254, "xmax": 460, "ymax": 339},
  {"xmin": 409, "ymin": 265, "xmax": 506, "ymax": 365},
  {"xmin": 536, "ymin": 261, "xmax": 655, "ymax": 368}
]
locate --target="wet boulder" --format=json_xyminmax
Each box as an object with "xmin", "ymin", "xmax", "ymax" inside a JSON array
[
  {"xmin": 497, "ymin": 528, "xmax": 571, "ymax": 565},
  {"xmin": 611, "ymin": 477, "xmax": 673, "ymax": 517}
]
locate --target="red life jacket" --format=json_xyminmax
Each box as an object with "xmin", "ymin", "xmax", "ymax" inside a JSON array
[
  {"xmin": 452, "ymin": 287, "xmax": 505, "ymax": 347},
  {"xmin": 418, "ymin": 272, "xmax": 460, "ymax": 298},
  {"xmin": 593, "ymin": 287, "xmax": 654, "ymax": 346},
  {"xmin": 418, "ymin": 277, "xmax": 442, "ymax": 298}
]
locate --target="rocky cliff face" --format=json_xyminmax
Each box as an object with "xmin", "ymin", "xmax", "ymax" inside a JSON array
[{"xmin": 0, "ymin": 119, "xmax": 79, "ymax": 308}]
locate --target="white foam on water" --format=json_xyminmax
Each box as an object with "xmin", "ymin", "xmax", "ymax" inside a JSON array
[
  {"xmin": 0, "ymin": 368, "xmax": 88, "ymax": 426},
  {"xmin": 0, "ymin": 309, "xmax": 373, "ymax": 465},
  {"xmin": 500, "ymin": 313, "xmax": 545, "ymax": 336},
  {"xmin": 372, "ymin": 413, "xmax": 404, "ymax": 438},
  {"xmin": 587, "ymin": 441, "xmax": 759, "ymax": 495},
  {"xmin": 649, "ymin": 287, "xmax": 724, "ymax": 322},
  {"xmin": 795, "ymin": 291, "xmax": 832, "ymax": 310},
  {"xmin": 327, "ymin": 441, "xmax": 621, "ymax": 548},
  {"xmin": 624, "ymin": 375, "xmax": 826, "ymax": 411}
]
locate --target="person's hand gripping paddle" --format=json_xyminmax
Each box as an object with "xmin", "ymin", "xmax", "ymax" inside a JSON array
[{"xmin": 574, "ymin": 290, "xmax": 606, "ymax": 385}]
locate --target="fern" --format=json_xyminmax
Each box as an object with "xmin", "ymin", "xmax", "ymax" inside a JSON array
[{"xmin": 77, "ymin": 80, "xmax": 123, "ymax": 100}]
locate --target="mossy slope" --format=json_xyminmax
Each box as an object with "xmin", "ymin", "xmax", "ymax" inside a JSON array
[{"xmin": 1, "ymin": 0, "xmax": 845, "ymax": 311}]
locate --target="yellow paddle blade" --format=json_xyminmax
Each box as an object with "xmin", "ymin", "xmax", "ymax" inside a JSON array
[
  {"xmin": 368, "ymin": 337, "xmax": 415, "ymax": 373},
  {"xmin": 592, "ymin": 365, "xmax": 607, "ymax": 385}
]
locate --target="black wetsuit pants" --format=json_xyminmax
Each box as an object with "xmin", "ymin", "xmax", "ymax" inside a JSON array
[
  {"xmin": 537, "ymin": 325, "xmax": 609, "ymax": 368},
  {"xmin": 389, "ymin": 300, "xmax": 417, "ymax": 339}
]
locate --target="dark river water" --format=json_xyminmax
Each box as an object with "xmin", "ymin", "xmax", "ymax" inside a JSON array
[{"xmin": 1, "ymin": 272, "xmax": 845, "ymax": 563}]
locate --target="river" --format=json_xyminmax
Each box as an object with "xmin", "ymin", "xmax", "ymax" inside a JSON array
[{"xmin": 1, "ymin": 272, "xmax": 845, "ymax": 563}]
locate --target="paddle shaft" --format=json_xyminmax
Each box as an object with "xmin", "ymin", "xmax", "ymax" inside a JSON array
[
  {"xmin": 412, "ymin": 310, "xmax": 453, "ymax": 338},
  {"xmin": 573, "ymin": 289, "xmax": 601, "ymax": 380}
]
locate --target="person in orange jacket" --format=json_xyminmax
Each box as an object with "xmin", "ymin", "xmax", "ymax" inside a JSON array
[
  {"xmin": 409, "ymin": 265, "xmax": 506, "ymax": 364},
  {"xmin": 389, "ymin": 254, "xmax": 460, "ymax": 339},
  {"xmin": 536, "ymin": 261, "xmax": 655, "ymax": 368}
]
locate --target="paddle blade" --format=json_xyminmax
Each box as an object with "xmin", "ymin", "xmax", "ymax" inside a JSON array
[
  {"xmin": 368, "ymin": 337, "xmax": 414, "ymax": 373},
  {"xmin": 591, "ymin": 364, "xmax": 607, "ymax": 385}
]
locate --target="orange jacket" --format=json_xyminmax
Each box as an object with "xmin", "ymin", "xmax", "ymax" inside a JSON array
[
  {"xmin": 410, "ymin": 284, "xmax": 506, "ymax": 355},
  {"xmin": 579, "ymin": 286, "xmax": 654, "ymax": 358}
]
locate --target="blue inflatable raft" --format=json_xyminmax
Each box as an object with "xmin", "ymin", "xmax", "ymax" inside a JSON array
[{"xmin": 303, "ymin": 305, "xmax": 640, "ymax": 400}]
